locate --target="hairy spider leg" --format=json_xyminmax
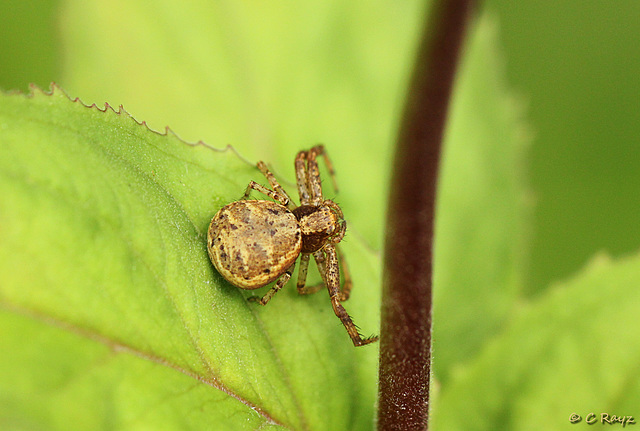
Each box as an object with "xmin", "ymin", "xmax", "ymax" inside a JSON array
[
  {"xmin": 294, "ymin": 150, "xmax": 311, "ymax": 206},
  {"xmin": 306, "ymin": 148, "xmax": 324, "ymax": 206},
  {"xmin": 309, "ymin": 145, "xmax": 339, "ymax": 195},
  {"xmin": 248, "ymin": 264, "xmax": 295, "ymax": 305},
  {"xmin": 314, "ymin": 247, "xmax": 378, "ymax": 346},
  {"xmin": 297, "ymin": 246, "xmax": 351, "ymax": 300},
  {"xmin": 296, "ymin": 253, "xmax": 324, "ymax": 295},
  {"xmin": 243, "ymin": 161, "xmax": 296, "ymax": 210},
  {"xmin": 297, "ymin": 145, "xmax": 340, "ymax": 206},
  {"xmin": 335, "ymin": 244, "xmax": 353, "ymax": 301}
]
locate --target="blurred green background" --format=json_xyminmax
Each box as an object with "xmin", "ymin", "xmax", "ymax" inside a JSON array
[
  {"xmin": 3, "ymin": 0, "xmax": 639, "ymax": 294},
  {"xmin": 487, "ymin": 0, "xmax": 640, "ymax": 293}
]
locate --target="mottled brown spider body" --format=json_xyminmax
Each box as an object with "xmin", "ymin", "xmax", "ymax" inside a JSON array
[
  {"xmin": 207, "ymin": 145, "xmax": 378, "ymax": 347},
  {"xmin": 292, "ymin": 204, "xmax": 341, "ymax": 253},
  {"xmin": 208, "ymin": 200, "xmax": 301, "ymax": 289}
]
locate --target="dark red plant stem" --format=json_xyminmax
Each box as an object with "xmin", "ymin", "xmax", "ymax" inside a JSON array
[{"xmin": 377, "ymin": 1, "xmax": 475, "ymax": 430}]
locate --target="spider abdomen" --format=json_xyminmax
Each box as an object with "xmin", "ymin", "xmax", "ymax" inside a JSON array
[{"xmin": 207, "ymin": 200, "xmax": 302, "ymax": 289}]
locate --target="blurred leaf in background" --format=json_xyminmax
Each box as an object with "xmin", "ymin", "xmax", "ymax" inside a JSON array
[
  {"xmin": 0, "ymin": 0, "xmax": 60, "ymax": 92},
  {"xmin": 433, "ymin": 15, "xmax": 530, "ymax": 384},
  {"xmin": 432, "ymin": 252, "xmax": 640, "ymax": 431},
  {"xmin": 485, "ymin": 0, "xmax": 640, "ymax": 293}
]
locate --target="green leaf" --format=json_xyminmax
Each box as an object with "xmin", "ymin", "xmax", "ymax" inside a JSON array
[
  {"xmin": 432, "ymin": 251, "xmax": 640, "ymax": 431},
  {"xmin": 0, "ymin": 86, "xmax": 380, "ymax": 430},
  {"xmin": 433, "ymin": 15, "xmax": 530, "ymax": 382}
]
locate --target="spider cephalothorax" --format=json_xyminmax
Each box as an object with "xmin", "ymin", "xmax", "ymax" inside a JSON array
[
  {"xmin": 293, "ymin": 202, "xmax": 345, "ymax": 253},
  {"xmin": 207, "ymin": 145, "xmax": 378, "ymax": 346}
]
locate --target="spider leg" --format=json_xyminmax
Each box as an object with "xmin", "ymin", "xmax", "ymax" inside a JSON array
[
  {"xmin": 302, "ymin": 244, "xmax": 350, "ymax": 299},
  {"xmin": 248, "ymin": 264, "xmax": 295, "ymax": 305},
  {"xmin": 309, "ymin": 145, "xmax": 339, "ymax": 194},
  {"xmin": 306, "ymin": 147, "xmax": 324, "ymax": 205},
  {"xmin": 295, "ymin": 253, "xmax": 323, "ymax": 295},
  {"xmin": 243, "ymin": 181, "xmax": 287, "ymax": 205},
  {"xmin": 336, "ymin": 245, "xmax": 353, "ymax": 301},
  {"xmin": 243, "ymin": 161, "xmax": 296, "ymax": 210},
  {"xmin": 315, "ymin": 246, "xmax": 378, "ymax": 346},
  {"xmin": 297, "ymin": 145, "xmax": 339, "ymax": 206},
  {"xmin": 295, "ymin": 150, "xmax": 311, "ymax": 206}
]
